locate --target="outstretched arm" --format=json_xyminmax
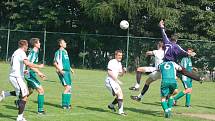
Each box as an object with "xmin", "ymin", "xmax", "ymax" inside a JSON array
[{"xmin": 159, "ymin": 20, "xmax": 170, "ymax": 44}]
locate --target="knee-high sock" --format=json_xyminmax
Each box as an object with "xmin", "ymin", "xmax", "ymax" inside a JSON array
[
  {"xmin": 168, "ymin": 97, "xmax": 174, "ymax": 110},
  {"xmin": 62, "ymin": 93, "xmax": 67, "ymax": 107},
  {"xmin": 161, "ymin": 101, "xmax": 168, "ymax": 112},
  {"xmin": 65, "ymin": 93, "xmax": 71, "ymax": 106},
  {"xmin": 185, "ymin": 93, "xmax": 191, "ymax": 106},
  {"xmin": 174, "ymin": 91, "xmax": 185, "ymax": 101},
  {"xmin": 136, "ymin": 71, "xmax": 142, "ymax": 85},
  {"xmin": 139, "ymin": 84, "xmax": 149, "ymax": 98},
  {"xmin": 18, "ymin": 100, "xmax": 26, "ymax": 115},
  {"xmin": 118, "ymin": 99, "xmax": 123, "ymax": 113},
  {"xmin": 38, "ymin": 94, "xmax": 44, "ymax": 112}
]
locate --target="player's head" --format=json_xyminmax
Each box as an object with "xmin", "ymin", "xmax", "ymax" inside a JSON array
[
  {"xmin": 187, "ymin": 48, "xmax": 193, "ymax": 53},
  {"xmin": 30, "ymin": 38, "xmax": 40, "ymax": 49},
  {"xmin": 115, "ymin": 50, "xmax": 123, "ymax": 62},
  {"xmin": 58, "ymin": 38, "xmax": 67, "ymax": 48},
  {"xmin": 18, "ymin": 40, "xmax": 28, "ymax": 52},
  {"xmin": 170, "ymin": 34, "xmax": 178, "ymax": 43},
  {"xmin": 157, "ymin": 41, "xmax": 164, "ymax": 50}
]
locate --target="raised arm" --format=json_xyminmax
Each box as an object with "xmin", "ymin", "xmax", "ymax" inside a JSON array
[{"xmin": 159, "ymin": 20, "xmax": 170, "ymax": 44}]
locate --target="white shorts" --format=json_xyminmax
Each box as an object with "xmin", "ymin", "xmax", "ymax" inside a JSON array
[
  {"xmin": 105, "ymin": 77, "xmax": 121, "ymax": 96},
  {"xmin": 143, "ymin": 67, "xmax": 157, "ymax": 72},
  {"xmin": 148, "ymin": 71, "xmax": 161, "ymax": 81},
  {"xmin": 9, "ymin": 76, "xmax": 29, "ymax": 97}
]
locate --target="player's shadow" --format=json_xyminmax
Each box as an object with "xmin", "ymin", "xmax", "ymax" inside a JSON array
[
  {"xmin": 44, "ymin": 80, "xmax": 56, "ymax": 83},
  {"xmin": 0, "ymin": 113, "xmax": 16, "ymax": 120},
  {"xmin": 125, "ymin": 107, "xmax": 162, "ymax": 117},
  {"xmin": 2, "ymin": 104, "xmax": 17, "ymax": 110},
  {"xmin": 195, "ymin": 105, "xmax": 215, "ymax": 110},
  {"xmin": 141, "ymin": 102, "xmax": 161, "ymax": 106},
  {"xmin": 76, "ymin": 106, "xmax": 109, "ymax": 113},
  {"xmin": 33, "ymin": 101, "xmax": 62, "ymax": 109}
]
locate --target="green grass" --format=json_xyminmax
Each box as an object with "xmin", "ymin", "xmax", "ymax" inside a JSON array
[{"xmin": 0, "ymin": 62, "xmax": 215, "ymax": 121}]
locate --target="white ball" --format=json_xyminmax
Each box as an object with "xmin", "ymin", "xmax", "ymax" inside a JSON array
[{"xmin": 120, "ymin": 20, "xmax": 129, "ymax": 30}]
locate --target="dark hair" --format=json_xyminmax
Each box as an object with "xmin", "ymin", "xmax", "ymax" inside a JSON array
[
  {"xmin": 30, "ymin": 38, "xmax": 40, "ymax": 46},
  {"xmin": 187, "ymin": 48, "xmax": 193, "ymax": 51},
  {"xmin": 158, "ymin": 41, "xmax": 164, "ymax": 48},
  {"xmin": 18, "ymin": 40, "xmax": 28, "ymax": 47},
  {"xmin": 170, "ymin": 34, "xmax": 178, "ymax": 42},
  {"xmin": 115, "ymin": 50, "xmax": 122, "ymax": 55}
]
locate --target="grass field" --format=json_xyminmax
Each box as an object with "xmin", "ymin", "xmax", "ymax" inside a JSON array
[{"xmin": 0, "ymin": 62, "xmax": 215, "ymax": 121}]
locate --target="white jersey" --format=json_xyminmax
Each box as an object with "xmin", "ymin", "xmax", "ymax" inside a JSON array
[
  {"xmin": 9, "ymin": 48, "xmax": 28, "ymax": 78},
  {"xmin": 106, "ymin": 59, "xmax": 122, "ymax": 81},
  {"xmin": 152, "ymin": 49, "xmax": 164, "ymax": 69}
]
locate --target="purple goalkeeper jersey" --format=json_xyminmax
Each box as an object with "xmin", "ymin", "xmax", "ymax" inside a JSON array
[{"xmin": 161, "ymin": 28, "xmax": 188, "ymax": 62}]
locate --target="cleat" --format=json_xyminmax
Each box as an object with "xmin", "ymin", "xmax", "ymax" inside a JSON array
[
  {"xmin": 129, "ymin": 87, "xmax": 139, "ymax": 91},
  {"xmin": 38, "ymin": 111, "xmax": 46, "ymax": 115},
  {"xmin": 108, "ymin": 105, "xmax": 116, "ymax": 112},
  {"xmin": 130, "ymin": 95, "xmax": 141, "ymax": 102},
  {"xmin": 185, "ymin": 105, "xmax": 191, "ymax": 108},
  {"xmin": 119, "ymin": 112, "xmax": 127, "ymax": 116},
  {"xmin": 0, "ymin": 91, "xmax": 5, "ymax": 102},
  {"xmin": 16, "ymin": 117, "xmax": 27, "ymax": 121},
  {"xmin": 62, "ymin": 105, "xmax": 71, "ymax": 110},
  {"xmin": 173, "ymin": 100, "xmax": 177, "ymax": 106}
]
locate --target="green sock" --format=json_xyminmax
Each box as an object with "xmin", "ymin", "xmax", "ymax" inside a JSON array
[
  {"xmin": 38, "ymin": 94, "xmax": 44, "ymax": 112},
  {"xmin": 62, "ymin": 93, "xmax": 67, "ymax": 107},
  {"xmin": 65, "ymin": 93, "xmax": 71, "ymax": 106},
  {"xmin": 186, "ymin": 93, "xmax": 191, "ymax": 106},
  {"xmin": 161, "ymin": 101, "xmax": 168, "ymax": 112},
  {"xmin": 174, "ymin": 91, "xmax": 185, "ymax": 101},
  {"xmin": 168, "ymin": 97, "xmax": 174, "ymax": 109}
]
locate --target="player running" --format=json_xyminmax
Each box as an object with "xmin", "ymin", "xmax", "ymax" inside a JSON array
[
  {"xmin": 53, "ymin": 39, "xmax": 73, "ymax": 109},
  {"xmin": 173, "ymin": 48, "xmax": 195, "ymax": 107},
  {"xmin": 0, "ymin": 40, "xmax": 45, "ymax": 121},
  {"xmin": 105, "ymin": 50, "xmax": 127, "ymax": 116},
  {"xmin": 159, "ymin": 61, "xmax": 182, "ymax": 118},
  {"xmin": 130, "ymin": 41, "xmax": 164, "ymax": 101},
  {"xmin": 24, "ymin": 38, "xmax": 46, "ymax": 114}
]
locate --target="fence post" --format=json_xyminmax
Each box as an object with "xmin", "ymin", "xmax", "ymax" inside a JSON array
[
  {"xmin": 126, "ymin": 28, "xmax": 129, "ymax": 69},
  {"xmin": 6, "ymin": 29, "xmax": 10, "ymax": 62},
  {"xmin": 83, "ymin": 34, "xmax": 86, "ymax": 66},
  {"xmin": 43, "ymin": 30, "xmax": 46, "ymax": 64}
]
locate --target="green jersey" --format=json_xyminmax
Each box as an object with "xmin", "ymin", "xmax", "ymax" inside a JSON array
[
  {"xmin": 54, "ymin": 49, "xmax": 71, "ymax": 71},
  {"xmin": 27, "ymin": 49, "xmax": 39, "ymax": 74},
  {"xmin": 159, "ymin": 61, "xmax": 181, "ymax": 83},
  {"xmin": 180, "ymin": 57, "xmax": 192, "ymax": 82}
]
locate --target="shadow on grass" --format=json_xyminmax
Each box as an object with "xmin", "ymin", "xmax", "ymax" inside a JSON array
[
  {"xmin": 125, "ymin": 107, "xmax": 162, "ymax": 117},
  {"xmin": 141, "ymin": 102, "xmax": 161, "ymax": 106},
  {"xmin": 44, "ymin": 80, "xmax": 56, "ymax": 83},
  {"xmin": 0, "ymin": 113, "xmax": 16, "ymax": 120},
  {"xmin": 76, "ymin": 106, "xmax": 109, "ymax": 113},
  {"xmin": 195, "ymin": 105, "xmax": 215, "ymax": 110},
  {"xmin": 2, "ymin": 104, "xmax": 17, "ymax": 110},
  {"xmin": 32, "ymin": 100, "xmax": 62, "ymax": 109}
]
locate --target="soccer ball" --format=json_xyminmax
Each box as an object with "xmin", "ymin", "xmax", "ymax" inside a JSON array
[{"xmin": 120, "ymin": 20, "xmax": 129, "ymax": 30}]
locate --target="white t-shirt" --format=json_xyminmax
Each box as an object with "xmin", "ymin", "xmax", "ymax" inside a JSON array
[
  {"xmin": 9, "ymin": 48, "xmax": 28, "ymax": 78},
  {"xmin": 153, "ymin": 49, "xmax": 164, "ymax": 69},
  {"xmin": 107, "ymin": 59, "xmax": 122, "ymax": 80}
]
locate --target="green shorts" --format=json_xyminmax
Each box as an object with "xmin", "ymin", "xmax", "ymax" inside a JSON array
[
  {"xmin": 160, "ymin": 82, "xmax": 178, "ymax": 97},
  {"xmin": 182, "ymin": 80, "xmax": 192, "ymax": 89},
  {"xmin": 25, "ymin": 72, "xmax": 41, "ymax": 89},
  {"xmin": 57, "ymin": 71, "xmax": 72, "ymax": 86}
]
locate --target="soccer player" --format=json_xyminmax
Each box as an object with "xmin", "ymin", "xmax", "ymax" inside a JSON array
[
  {"xmin": 159, "ymin": 20, "xmax": 202, "ymax": 81},
  {"xmin": 129, "ymin": 41, "xmax": 164, "ymax": 91},
  {"xmin": 159, "ymin": 61, "xmax": 182, "ymax": 118},
  {"xmin": 24, "ymin": 38, "xmax": 46, "ymax": 114},
  {"xmin": 173, "ymin": 48, "xmax": 194, "ymax": 107},
  {"xmin": 130, "ymin": 41, "xmax": 164, "ymax": 101},
  {"xmin": 105, "ymin": 50, "xmax": 127, "ymax": 116},
  {"xmin": 0, "ymin": 40, "xmax": 45, "ymax": 121},
  {"xmin": 53, "ymin": 39, "xmax": 73, "ymax": 109}
]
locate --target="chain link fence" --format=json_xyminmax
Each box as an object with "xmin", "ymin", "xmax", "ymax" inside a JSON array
[{"xmin": 0, "ymin": 29, "xmax": 214, "ymax": 80}]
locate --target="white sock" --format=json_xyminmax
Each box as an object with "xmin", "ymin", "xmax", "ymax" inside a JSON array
[
  {"xmin": 138, "ymin": 93, "xmax": 143, "ymax": 98},
  {"xmin": 119, "ymin": 103, "xmax": 124, "ymax": 113},
  {"xmin": 18, "ymin": 114, "xmax": 23, "ymax": 118},
  {"xmin": 4, "ymin": 91, "xmax": 11, "ymax": 97},
  {"xmin": 134, "ymin": 83, "xmax": 140, "ymax": 88}
]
